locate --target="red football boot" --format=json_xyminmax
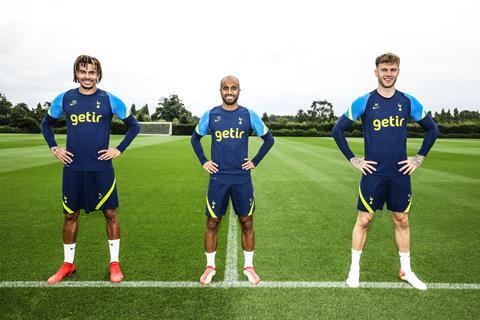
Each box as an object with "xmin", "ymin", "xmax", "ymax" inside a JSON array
[
  {"xmin": 47, "ymin": 262, "xmax": 76, "ymax": 285},
  {"xmin": 243, "ymin": 266, "xmax": 261, "ymax": 284},
  {"xmin": 199, "ymin": 266, "xmax": 216, "ymax": 285},
  {"xmin": 110, "ymin": 262, "xmax": 124, "ymax": 283}
]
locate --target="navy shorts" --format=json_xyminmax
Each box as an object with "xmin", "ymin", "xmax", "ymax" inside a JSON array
[
  {"xmin": 357, "ymin": 175, "xmax": 412, "ymax": 213},
  {"xmin": 62, "ymin": 167, "xmax": 118, "ymax": 214},
  {"xmin": 205, "ymin": 179, "xmax": 255, "ymax": 218}
]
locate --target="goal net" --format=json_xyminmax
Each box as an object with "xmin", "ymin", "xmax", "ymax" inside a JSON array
[{"xmin": 138, "ymin": 122, "xmax": 172, "ymax": 135}]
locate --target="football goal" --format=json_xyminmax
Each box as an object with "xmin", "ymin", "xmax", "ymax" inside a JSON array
[{"xmin": 138, "ymin": 122, "xmax": 172, "ymax": 135}]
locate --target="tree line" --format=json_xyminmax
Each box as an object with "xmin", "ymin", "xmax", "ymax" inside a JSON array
[
  {"xmin": 1, "ymin": 92, "xmax": 479, "ymax": 136},
  {"xmin": 0, "ymin": 93, "xmax": 196, "ymax": 133}
]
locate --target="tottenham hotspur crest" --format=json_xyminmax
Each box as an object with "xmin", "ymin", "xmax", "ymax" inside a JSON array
[
  {"xmin": 398, "ymin": 103, "xmax": 402, "ymax": 111},
  {"xmin": 239, "ymin": 117, "xmax": 243, "ymax": 125},
  {"xmin": 96, "ymin": 101, "xmax": 101, "ymax": 109}
]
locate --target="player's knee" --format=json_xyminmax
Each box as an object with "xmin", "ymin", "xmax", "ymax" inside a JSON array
[
  {"xmin": 206, "ymin": 218, "xmax": 219, "ymax": 232},
  {"xmin": 393, "ymin": 214, "xmax": 409, "ymax": 229},
  {"xmin": 357, "ymin": 213, "xmax": 373, "ymax": 228},
  {"xmin": 64, "ymin": 211, "xmax": 80, "ymax": 222},
  {"xmin": 103, "ymin": 209, "xmax": 118, "ymax": 221},
  {"xmin": 239, "ymin": 217, "xmax": 254, "ymax": 232}
]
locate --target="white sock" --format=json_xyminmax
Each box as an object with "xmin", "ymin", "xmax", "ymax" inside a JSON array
[
  {"xmin": 64, "ymin": 243, "xmax": 76, "ymax": 264},
  {"xmin": 244, "ymin": 250, "xmax": 254, "ymax": 268},
  {"xmin": 206, "ymin": 251, "xmax": 216, "ymax": 268},
  {"xmin": 108, "ymin": 239, "xmax": 120, "ymax": 263},
  {"xmin": 350, "ymin": 249, "xmax": 362, "ymax": 271},
  {"xmin": 399, "ymin": 251, "xmax": 411, "ymax": 274}
]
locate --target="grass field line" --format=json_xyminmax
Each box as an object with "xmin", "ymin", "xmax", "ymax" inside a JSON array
[
  {"xmin": 0, "ymin": 281, "xmax": 478, "ymax": 289},
  {"xmin": 224, "ymin": 206, "xmax": 238, "ymax": 282}
]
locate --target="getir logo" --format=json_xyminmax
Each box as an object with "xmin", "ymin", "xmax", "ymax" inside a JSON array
[
  {"xmin": 214, "ymin": 128, "xmax": 245, "ymax": 142},
  {"xmin": 373, "ymin": 116, "xmax": 404, "ymax": 131},
  {"xmin": 70, "ymin": 112, "xmax": 102, "ymax": 126}
]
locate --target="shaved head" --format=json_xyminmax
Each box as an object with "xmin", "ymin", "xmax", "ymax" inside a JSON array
[
  {"xmin": 219, "ymin": 75, "xmax": 241, "ymax": 107},
  {"xmin": 220, "ymin": 75, "xmax": 240, "ymax": 89}
]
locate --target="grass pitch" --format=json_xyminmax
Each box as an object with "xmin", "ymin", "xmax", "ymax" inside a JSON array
[{"xmin": 0, "ymin": 134, "xmax": 479, "ymax": 319}]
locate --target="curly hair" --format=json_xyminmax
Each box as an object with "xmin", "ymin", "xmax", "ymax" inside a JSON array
[{"xmin": 73, "ymin": 55, "xmax": 102, "ymax": 83}]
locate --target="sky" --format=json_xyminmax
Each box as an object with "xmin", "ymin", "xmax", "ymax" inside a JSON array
[{"xmin": 1, "ymin": 0, "xmax": 479, "ymax": 117}]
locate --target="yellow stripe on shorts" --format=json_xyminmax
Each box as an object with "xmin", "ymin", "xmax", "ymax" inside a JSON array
[
  {"xmin": 358, "ymin": 185, "xmax": 374, "ymax": 214},
  {"xmin": 404, "ymin": 196, "xmax": 413, "ymax": 213},
  {"xmin": 248, "ymin": 199, "xmax": 255, "ymax": 216},
  {"xmin": 95, "ymin": 178, "xmax": 116, "ymax": 210},
  {"xmin": 62, "ymin": 201, "xmax": 74, "ymax": 214},
  {"xmin": 206, "ymin": 195, "xmax": 218, "ymax": 219}
]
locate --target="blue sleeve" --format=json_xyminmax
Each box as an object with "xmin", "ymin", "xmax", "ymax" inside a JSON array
[
  {"xmin": 248, "ymin": 110, "xmax": 268, "ymax": 136},
  {"xmin": 251, "ymin": 131, "xmax": 274, "ymax": 167},
  {"xmin": 332, "ymin": 115, "xmax": 355, "ymax": 160},
  {"xmin": 344, "ymin": 93, "xmax": 369, "ymax": 121},
  {"xmin": 116, "ymin": 114, "xmax": 140, "ymax": 153},
  {"xmin": 195, "ymin": 110, "xmax": 210, "ymax": 136},
  {"xmin": 40, "ymin": 114, "xmax": 58, "ymax": 149},
  {"xmin": 416, "ymin": 115, "xmax": 439, "ymax": 157},
  {"xmin": 108, "ymin": 92, "xmax": 130, "ymax": 120},
  {"xmin": 47, "ymin": 92, "xmax": 65, "ymax": 119},
  {"xmin": 405, "ymin": 93, "xmax": 427, "ymax": 121},
  {"xmin": 191, "ymin": 131, "xmax": 208, "ymax": 165}
]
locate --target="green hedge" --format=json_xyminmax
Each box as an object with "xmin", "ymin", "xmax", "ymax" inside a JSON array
[
  {"xmin": 5, "ymin": 121, "xmax": 479, "ymax": 138},
  {"xmin": 0, "ymin": 126, "xmax": 22, "ymax": 133},
  {"xmin": 173, "ymin": 124, "xmax": 196, "ymax": 135},
  {"xmin": 167, "ymin": 122, "xmax": 480, "ymax": 138},
  {"xmin": 266, "ymin": 122, "xmax": 480, "ymax": 138}
]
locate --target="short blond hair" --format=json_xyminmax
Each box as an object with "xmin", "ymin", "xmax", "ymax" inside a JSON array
[{"xmin": 375, "ymin": 53, "xmax": 400, "ymax": 67}]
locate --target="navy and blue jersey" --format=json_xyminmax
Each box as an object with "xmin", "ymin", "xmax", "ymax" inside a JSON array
[
  {"xmin": 47, "ymin": 88, "xmax": 131, "ymax": 171},
  {"xmin": 344, "ymin": 90, "xmax": 426, "ymax": 176},
  {"xmin": 195, "ymin": 106, "xmax": 269, "ymax": 184}
]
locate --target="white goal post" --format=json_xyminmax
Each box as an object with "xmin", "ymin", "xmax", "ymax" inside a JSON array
[{"xmin": 138, "ymin": 122, "xmax": 172, "ymax": 135}]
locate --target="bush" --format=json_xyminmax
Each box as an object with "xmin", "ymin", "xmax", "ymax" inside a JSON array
[
  {"xmin": 0, "ymin": 125, "xmax": 22, "ymax": 133},
  {"xmin": 15, "ymin": 117, "xmax": 40, "ymax": 133},
  {"xmin": 110, "ymin": 120, "xmax": 127, "ymax": 134},
  {"xmin": 173, "ymin": 124, "xmax": 195, "ymax": 135}
]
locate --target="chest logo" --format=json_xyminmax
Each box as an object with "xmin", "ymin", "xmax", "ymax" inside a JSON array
[
  {"xmin": 214, "ymin": 128, "xmax": 245, "ymax": 142},
  {"xmin": 96, "ymin": 101, "xmax": 101, "ymax": 109},
  {"xmin": 70, "ymin": 112, "xmax": 103, "ymax": 126},
  {"xmin": 239, "ymin": 117, "xmax": 243, "ymax": 125},
  {"xmin": 214, "ymin": 116, "xmax": 221, "ymax": 123},
  {"xmin": 372, "ymin": 103, "xmax": 380, "ymax": 110},
  {"xmin": 398, "ymin": 103, "xmax": 402, "ymax": 111},
  {"xmin": 69, "ymin": 100, "xmax": 77, "ymax": 106},
  {"xmin": 373, "ymin": 116, "xmax": 405, "ymax": 131}
]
